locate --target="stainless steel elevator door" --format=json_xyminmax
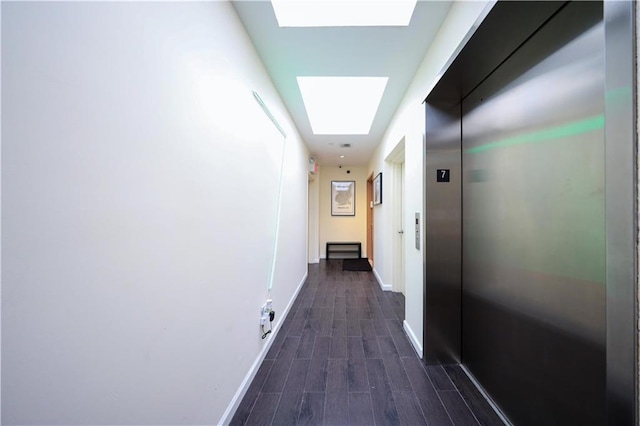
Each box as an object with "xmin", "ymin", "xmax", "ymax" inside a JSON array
[
  {"xmin": 461, "ymin": 2, "xmax": 605, "ymax": 425},
  {"xmin": 424, "ymin": 102, "xmax": 462, "ymax": 364}
]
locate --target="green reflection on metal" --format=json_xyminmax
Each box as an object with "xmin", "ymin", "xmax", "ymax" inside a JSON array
[
  {"xmin": 463, "ymin": 113, "xmax": 606, "ymax": 284},
  {"xmin": 605, "ymin": 86, "xmax": 631, "ymax": 103},
  {"xmin": 465, "ymin": 115, "xmax": 604, "ymax": 154}
]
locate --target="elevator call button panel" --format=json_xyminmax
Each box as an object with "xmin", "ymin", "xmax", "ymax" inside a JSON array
[{"xmin": 415, "ymin": 213, "xmax": 420, "ymax": 250}]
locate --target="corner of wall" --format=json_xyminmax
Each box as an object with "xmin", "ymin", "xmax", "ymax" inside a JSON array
[
  {"xmin": 372, "ymin": 268, "xmax": 392, "ymax": 292},
  {"xmin": 403, "ymin": 320, "xmax": 423, "ymax": 359}
]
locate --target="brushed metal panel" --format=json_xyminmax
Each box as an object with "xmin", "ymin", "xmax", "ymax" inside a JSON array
[
  {"xmin": 427, "ymin": 1, "xmax": 566, "ymax": 104},
  {"xmin": 461, "ymin": 2, "xmax": 605, "ymax": 425},
  {"xmin": 604, "ymin": 1, "xmax": 638, "ymax": 425},
  {"xmin": 424, "ymin": 102, "xmax": 461, "ymax": 364}
]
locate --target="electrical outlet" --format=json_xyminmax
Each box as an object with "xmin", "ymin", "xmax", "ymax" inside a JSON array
[
  {"xmin": 260, "ymin": 304, "xmax": 269, "ymax": 326},
  {"xmin": 266, "ymin": 299, "xmax": 273, "ymax": 312}
]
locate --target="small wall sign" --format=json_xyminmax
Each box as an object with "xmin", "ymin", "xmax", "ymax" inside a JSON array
[{"xmin": 437, "ymin": 169, "xmax": 450, "ymax": 182}]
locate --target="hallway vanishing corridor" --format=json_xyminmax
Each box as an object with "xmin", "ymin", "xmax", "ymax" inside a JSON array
[
  {"xmin": 2, "ymin": 2, "xmax": 637, "ymax": 424},
  {"xmin": 231, "ymin": 261, "xmax": 504, "ymax": 426}
]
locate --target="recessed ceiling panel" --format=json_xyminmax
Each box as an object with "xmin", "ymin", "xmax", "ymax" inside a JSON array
[
  {"xmin": 297, "ymin": 76, "xmax": 388, "ymax": 135},
  {"xmin": 231, "ymin": 0, "xmax": 456, "ymax": 164},
  {"xmin": 271, "ymin": 0, "xmax": 418, "ymax": 27}
]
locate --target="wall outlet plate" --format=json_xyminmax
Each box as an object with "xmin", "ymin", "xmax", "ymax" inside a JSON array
[{"xmin": 260, "ymin": 304, "xmax": 269, "ymax": 325}]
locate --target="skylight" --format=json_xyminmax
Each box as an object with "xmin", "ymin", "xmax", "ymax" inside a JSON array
[
  {"xmin": 271, "ymin": 0, "xmax": 418, "ymax": 27},
  {"xmin": 297, "ymin": 76, "xmax": 388, "ymax": 135}
]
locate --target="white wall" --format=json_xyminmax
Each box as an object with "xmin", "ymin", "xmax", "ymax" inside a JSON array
[
  {"xmin": 319, "ymin": 166, "xmax": 368, "ymax": 259},
  {"xmin": 1, "ymin": 3, "xmax": 309, "ymax": 425},
  {"xmin": 308, "ymin": 171, "xmax": 320, "ymax": 263},
  {"xmin": 367, "ymin": 1, "xmax": 493, "ymax": 357}
]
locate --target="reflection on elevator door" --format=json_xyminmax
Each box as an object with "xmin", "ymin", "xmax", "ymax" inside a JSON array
[{"xmin": 461, "ymin": 3, "xmax": 605, "ymax": 426}]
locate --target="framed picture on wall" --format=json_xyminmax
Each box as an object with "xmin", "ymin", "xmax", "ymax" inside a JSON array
[
  {"xmin": 331, "ymin": 181, "xmax": 355, "ymax": 216},
  {"xmin": 373, "ymin": 173, "xmax": 382, "ymax": 205}
]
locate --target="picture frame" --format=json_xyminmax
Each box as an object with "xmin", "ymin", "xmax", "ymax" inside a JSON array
[
  {"xmin": 331, "ymin": 181, "xmax": 355, "ymax": 216},
  {"xmin": 373, "ymin": 172, "xmax": 382, "ymax": 205}
]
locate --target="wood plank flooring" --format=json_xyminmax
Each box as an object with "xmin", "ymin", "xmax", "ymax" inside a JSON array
[{"xmin": 230, "ymin": 260, "xmax": 505, "ymax": 426}]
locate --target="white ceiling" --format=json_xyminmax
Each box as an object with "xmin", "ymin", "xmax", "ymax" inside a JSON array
[{"xmin": 232, "ymin": 1, "xmax": 453, "ymax": 166}]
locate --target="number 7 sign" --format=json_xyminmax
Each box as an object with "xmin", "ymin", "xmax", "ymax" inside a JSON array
[{"xmin": 437, "ymin": 169, "xmax": 450, "ymax": 182}]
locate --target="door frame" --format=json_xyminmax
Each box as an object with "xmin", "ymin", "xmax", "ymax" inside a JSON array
[
  {"xmin": 387, "ymin": 138, "xmax": 406, "ymax": 294},
  {"xmin": 366, "ymin": 173, "xmax": 374, "ymax": 265},
  {"xmin": 603, "ymin": 2, "xmax": 637, "ymax": 423}
]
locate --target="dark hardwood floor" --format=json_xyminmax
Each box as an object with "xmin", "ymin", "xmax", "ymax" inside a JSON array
[{"xmin": 230, "ymin": 260, "xmax": 505, "ymax": 426}]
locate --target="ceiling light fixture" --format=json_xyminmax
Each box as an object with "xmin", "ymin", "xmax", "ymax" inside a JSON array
[
  {"xmin": 297, "ymin": 76, "xmax": 388, "ymax": 135},
  {"xmin": 271, "ymin": 0, "xmax": 418, "ymax": 27}
]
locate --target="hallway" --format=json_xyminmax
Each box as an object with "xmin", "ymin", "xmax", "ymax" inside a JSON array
[{"xmin": 231, "ymin": 261, "xmax": 504, "ymax": 426}]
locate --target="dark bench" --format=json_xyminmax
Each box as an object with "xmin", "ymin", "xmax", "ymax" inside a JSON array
[{"xmin": 326, "ymin": 242, "xmax": 362, "ymax": 259}]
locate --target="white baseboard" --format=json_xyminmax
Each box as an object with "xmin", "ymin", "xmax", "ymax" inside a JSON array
[
  {"xmin": 218, "ymin": 271, "xmax": 308, "ymax": 425},
  {"xmin": 309, "ymin": 258, "xmax": 319, "ymax": 264},
  {"xmin": 403, "ymin": 320, "xmax": 423, "ymax": 359},
  {"xmin": 373, "ymin": 268, "xmax": 392, "ymax": 291}
]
